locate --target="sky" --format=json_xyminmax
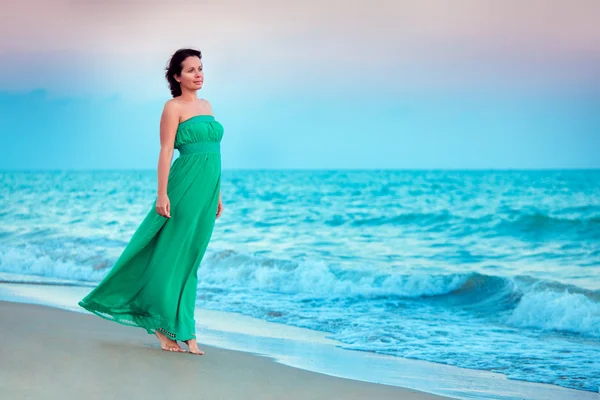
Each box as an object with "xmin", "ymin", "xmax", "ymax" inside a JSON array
[{"xmin": 0, "ymin": 0, "xmax": 599, "ymax": 170}]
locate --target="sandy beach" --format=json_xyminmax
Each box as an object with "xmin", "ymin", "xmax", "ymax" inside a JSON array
[{"xmin": 0, "ymin": 300, "xmax": 454, "ymax": 399}]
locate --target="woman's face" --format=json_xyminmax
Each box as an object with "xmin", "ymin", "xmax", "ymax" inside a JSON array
[{"xmin": 176, "ymin": 56, "xmax": 203, "ymax": 91}]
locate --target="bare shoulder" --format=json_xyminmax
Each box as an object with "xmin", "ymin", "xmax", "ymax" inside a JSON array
[
  {"xmin": 160, "ymin": 99, "xmax": 181, "ymax": 128},
  {"xmin": 200, "ymin": 98, "xmax": 214, "ymax": 114},
  {"xmin": 163, "ymin": 98, "xmax": 181, "ymax": 113},
  {"xmin": 161, "ymin": 99, "xmax": 182, "ymax": 120}
]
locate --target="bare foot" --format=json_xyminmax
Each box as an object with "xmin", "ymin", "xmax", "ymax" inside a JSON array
[
  {"xmin": 154, "ymin": 331, "xmax": 187, "ymax": 353},
  {"xmin": 182, "ymin": 338, "xmax": 205, "ymax": 355}
]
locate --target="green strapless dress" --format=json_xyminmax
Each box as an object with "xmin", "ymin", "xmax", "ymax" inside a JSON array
[{"xmin": 78, "ymin": 114, "xmax": 223, "ymax": 341}]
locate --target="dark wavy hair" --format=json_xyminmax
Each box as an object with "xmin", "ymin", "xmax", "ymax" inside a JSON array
[{"xmin": 164, "ymin": 48, "xmax": 202, "ymax": 98}]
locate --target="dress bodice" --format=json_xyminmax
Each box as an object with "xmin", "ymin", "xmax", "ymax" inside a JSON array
[{"xmin": 174, "ymin": 115, "xmax": 224, "ymax": 149}]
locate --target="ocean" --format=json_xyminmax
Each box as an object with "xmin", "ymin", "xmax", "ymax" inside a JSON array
[{"xmin": 1, "ymin": 169, "xmax": 598, "ymax": 394}]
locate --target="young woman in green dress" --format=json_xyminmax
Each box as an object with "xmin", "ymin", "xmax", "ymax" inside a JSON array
[{"xmin": 78, "ymin": 48, "xmax": 224, "ymax": 355}]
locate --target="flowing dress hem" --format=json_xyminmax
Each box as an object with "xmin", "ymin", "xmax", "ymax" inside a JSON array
[{"xmin": 77, "ymin": 300, "xmax": 197, "ymax": 341}]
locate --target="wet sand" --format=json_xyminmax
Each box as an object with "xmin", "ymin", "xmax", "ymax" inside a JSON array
[{"xmin": 0, "ymin": 300, "xmax": 454, "ymax": 400}]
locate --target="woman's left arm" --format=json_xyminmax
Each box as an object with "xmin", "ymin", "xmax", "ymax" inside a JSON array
[{"xmin": 216, "ymin": 190, "xmax": 224, "ymax": 219}]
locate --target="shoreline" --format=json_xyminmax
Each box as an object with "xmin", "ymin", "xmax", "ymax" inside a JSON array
[
  {"xmin": 0, "ymin": 281, "xmax": 596, "ymax": 400},
  {"xmin": 0, "ymin": 300, "xmax": 452, "ymax": 400}
]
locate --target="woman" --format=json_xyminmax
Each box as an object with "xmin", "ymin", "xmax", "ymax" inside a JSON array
[{"xmin": 78, "ymin": 48, "xmax": 224, "ymax": 355}]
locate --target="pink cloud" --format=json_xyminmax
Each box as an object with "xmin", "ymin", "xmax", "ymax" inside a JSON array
[{"xmin": 1, "ymin": 0, "xmax": 598, "ymax": 96}]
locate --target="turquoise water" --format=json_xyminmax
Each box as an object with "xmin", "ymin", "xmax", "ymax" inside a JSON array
[{"xmin": 1, "ymin": 169, "xmax": 599, "ymax": 393}]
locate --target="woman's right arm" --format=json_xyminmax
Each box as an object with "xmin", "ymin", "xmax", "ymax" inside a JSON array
[{"xmin": 155, "ymin": 100, "xmax": 179, "ymax": 218}]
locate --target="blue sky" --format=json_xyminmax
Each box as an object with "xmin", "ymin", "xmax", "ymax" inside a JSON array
[{"xmin": 0, "ymin": 1, "xmax": 598, "ymax": 170}]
